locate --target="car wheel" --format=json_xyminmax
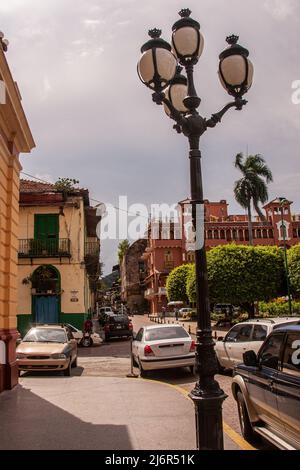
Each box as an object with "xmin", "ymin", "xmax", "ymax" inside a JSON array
[
  {"xmin": 237, "ymin": 391, "xmax": 257, "ymax": 443},
  {"xmin": 72, "ymin": 356, "xmax": 78, "ymax": 368},
  {"xmin": 63, "ymin": 359, "xmax": 72, "ymax": 377},
  {"xmin": 138, "ymin": 360, "xmax": 149, "ymax": 378},
  {"xmin": 81, "ymin": 337, "xmax": 93, "ymax": 348}
]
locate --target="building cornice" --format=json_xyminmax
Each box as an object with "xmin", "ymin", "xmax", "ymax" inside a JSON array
[{"xmin": 0, "ymin": 48, "xmax": 35, "ymax": 154}]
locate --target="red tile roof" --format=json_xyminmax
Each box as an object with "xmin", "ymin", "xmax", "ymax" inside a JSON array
[{"xmin": 20, "ymin": 179, "xmax": 56, "ymax": 193}]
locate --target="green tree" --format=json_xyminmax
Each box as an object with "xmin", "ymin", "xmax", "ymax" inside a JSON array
[
  {"xmin": 166, "ymin": 264, "xmax": 194, "ymax": 303},
  {"xmin": 288, "ymin": 244, "xmax": 300, "ymax": 298},
  {"xmin": 118, "ymin": 240, "xmax": 130, "ymax": 263},
  {"xmin": 187, "ymin": 245, "xmax": 284, "ymax": 318},
  {"xmin": 54, "ymin": 177, "xmax": 79, "ymax": 192},
  {"xmin": 234, "ymin": 153, "xmax": 273, "ymax": 245},
  {"xmin": 186, "ymin": 264, "xmax": 196, "ymax": 305}
]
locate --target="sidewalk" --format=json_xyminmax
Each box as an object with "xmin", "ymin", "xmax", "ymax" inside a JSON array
[
  {"xmin": 0, "ymin": 376, "xmax": 242, "ymax": 450},
  {"xmin": 147, "ymin": 316, "xmax": 230, "ymax": 339}
]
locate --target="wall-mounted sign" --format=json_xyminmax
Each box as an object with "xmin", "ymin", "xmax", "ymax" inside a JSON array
[{"xmin": 70, "ymin": 290, "xmax": 79, "ymax": 303}]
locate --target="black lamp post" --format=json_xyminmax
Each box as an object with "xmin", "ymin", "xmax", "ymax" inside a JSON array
[
  {"xmin": 137, "ymin": 8, "xmax": 253, "ymax": 450},
  {"xmin": 278, "ymin": 197, "xmax": 293, "ymax": 316}
]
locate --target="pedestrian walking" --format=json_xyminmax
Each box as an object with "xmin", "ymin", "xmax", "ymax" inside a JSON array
[
  {"xmin": 83, "ymin": 315, "xmax": 93, "ymax": 333},
  {"xmin": 175, "ymin": 308, "xmax": 179, "ymax": 322}
]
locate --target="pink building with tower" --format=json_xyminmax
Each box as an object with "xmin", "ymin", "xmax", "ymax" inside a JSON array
[{"xmin": 142, "ymin": 198, "xmax": 300, "ymax": 314}]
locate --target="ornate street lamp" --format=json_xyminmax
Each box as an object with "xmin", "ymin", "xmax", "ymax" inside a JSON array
[{"xmin": 137, "ymin": 8, "xmax": 253, "ymax": 450}]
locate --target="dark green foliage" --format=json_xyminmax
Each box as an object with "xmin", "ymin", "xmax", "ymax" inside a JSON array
[
  {"xmin": 118, "ymin": 240, "xmax": 130, "ymax": 263},
  {"xmin": 186, "ymin": 245, "xmax": 284, "ymax": 305},
  {"xmin": 288, "ymin": 245, "xmax": 300, "ymax": 297},
  {"xmin": 166, "ymin": 264, "xmax": 194, "ymax": 303}
]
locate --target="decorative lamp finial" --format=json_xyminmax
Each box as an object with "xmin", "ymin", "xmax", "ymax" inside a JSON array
[
  {"xmin": 148, "ymin": 28, "xmax": 162, "ymax": 39},
  {"xmin": 179, "ymin": 8, "xmax": 192, "ymax": 18},
  {"xmin": 226, "ymin": 35, "xmax": 239, "ymax": 46}
]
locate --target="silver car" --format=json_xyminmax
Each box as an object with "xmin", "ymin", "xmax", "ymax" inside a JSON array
[
  {"xmin": 215, "ymin": 317, "xmax": 300, "ymax": 371},
  {"xmin": 132, "ymin": 324, "xmax": 196, "ymax": 377}
]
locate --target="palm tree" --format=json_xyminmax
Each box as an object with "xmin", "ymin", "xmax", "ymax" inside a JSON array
[
  {"xmin": 234, "ymin": 153, "xmax": 273, "ymax": 245},
  {"xmin": 118, "ymin": 239, "xmax": 130, "ymax": 263}
]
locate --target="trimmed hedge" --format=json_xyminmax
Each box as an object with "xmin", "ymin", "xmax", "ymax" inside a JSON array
[
  {"xmin": 166, "ymin": 264, "xmax": 194, "ymax": 303},
  {"xmin": 259, "ymin": 301, "xmax": 300, "ymax": 317},
  {"xmin": 288, "ymin": 245, "xmax": 300, "ymax": 297}
]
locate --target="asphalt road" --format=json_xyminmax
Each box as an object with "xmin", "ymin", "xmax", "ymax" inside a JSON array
[
  {"xmin": 77, "ymin": 314, "xmax": 274, "ymax": 450},
  {"xmin": 18, "ymin": 315, "xmax": 272, "ymax": 450},
  {"xmin": 78, "ymin": 316, "xmax": 242, "ymax": 437}
]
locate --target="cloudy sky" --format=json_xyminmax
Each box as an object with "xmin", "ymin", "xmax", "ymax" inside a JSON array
[{"xmin": 2, "ymin": 0, "xmax": 300, "ymax": 273}]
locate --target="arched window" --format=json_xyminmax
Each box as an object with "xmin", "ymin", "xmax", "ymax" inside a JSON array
[
  {"xmin": 263, "ymin": 229, "xmax": 268, "ymax": 239},
  {"xmin": 238, "ymin": 229, "xmax": 244, "ymax": 241},
  {"xmin": 187, "ymin": 251, "xmax": 195, "ymax": 263},
  {"xmin": 226, "ymin": 230, "xmax": 232, "ymax": 242},
  {"xmin": 220, "ymin": 230, "xmax": 225, "ymax": 240},
  {"xmin": 268, "ymin": 229, "xmax": 274, "ymax": 238},
  {"xmin": 214, "ymin": 230, "xmax": 219, "ymax": 240},
  {"xmin": 208, "ymin": 230, "xmax": 213, "ymax": 240},
  {"xmin": 31, "ymin": 265, "xmax": 60, "ymax": 294},
  {"xmin": 164, "ymin": 250, "xmax": 173, "ymax": 262}
]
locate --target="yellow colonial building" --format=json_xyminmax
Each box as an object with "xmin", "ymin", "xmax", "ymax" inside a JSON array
[
  {"xmin": 0, "ymin": 38, "xmax": 35, "ymax": 392},
  {"xmin": 17, "ymin": 180, "xmax": 101, "ymax": 337}
]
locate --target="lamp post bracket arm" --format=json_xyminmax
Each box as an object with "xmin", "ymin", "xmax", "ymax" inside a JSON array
[{"xmin": 206, "ymin": 98, "xmax": 248, "ymax": 128}]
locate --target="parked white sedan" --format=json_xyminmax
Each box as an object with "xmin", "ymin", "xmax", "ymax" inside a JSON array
[
  {"xmin": 215, "ymin": 317, "xmax": 300, "ymax": 371},
  {"xmin": 132, "ymin": 324, "xmax": 196, "ymax": 377}
]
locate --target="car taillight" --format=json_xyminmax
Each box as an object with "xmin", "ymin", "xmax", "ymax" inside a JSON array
[
  {"xmin": 190, "ymin": 340, "xmax": 196, "ymax": 352},
  {"xmin": 144, "ymin": 345, "xmax": 154, "ymax": 356},
  {"xmin": 129, "ymin": 323, "xmax": 133, "ymax": 329}
]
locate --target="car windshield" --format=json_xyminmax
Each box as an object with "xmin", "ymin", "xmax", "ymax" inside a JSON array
[
  {"xmin": 23, "ymin": 328, "xmax": 67, "ymax": 343},
  {"xmin": 111, "ymin": 315, "xmax": 127, "ymax": 322},
  {"xmin": 145, "ymin": 327, "xmax": 189, "ymax": 341}
]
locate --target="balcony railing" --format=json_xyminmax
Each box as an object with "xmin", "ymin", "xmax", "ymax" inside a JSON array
[
  {"xmin": 19, "ymin": 239, "xmax": 71, "ymax": 258},
  {"xmin": 85, "ymin": 241, "xmax": 100, "ymax": 257}
]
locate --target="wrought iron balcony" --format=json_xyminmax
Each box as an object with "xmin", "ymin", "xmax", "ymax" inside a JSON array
[
  {"xmin": 18, "ymin": 239, "xmax": 71, "ymax": 258},
  {"xmin": 85, "ymin": 241, "xmax": 100, "ymax": 257}
]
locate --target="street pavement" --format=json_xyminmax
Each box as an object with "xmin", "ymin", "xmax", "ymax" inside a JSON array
[{"xmin": 0, "ymin": 315, "xmax": 267, "ymax": 451}]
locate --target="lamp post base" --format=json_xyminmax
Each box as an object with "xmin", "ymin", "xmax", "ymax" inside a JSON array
[{"xmin": 189, "ymin": 390, "xmax": 228, "ymax": 450}]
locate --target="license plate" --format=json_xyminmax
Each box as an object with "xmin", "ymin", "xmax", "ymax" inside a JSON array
[{"xmin": 116, "ymin": 325, "xmax": 122, "ymax": 329}]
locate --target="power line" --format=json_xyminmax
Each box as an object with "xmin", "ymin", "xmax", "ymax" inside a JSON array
[{"xmin": 20, "ymin": 171, "xmax": 149, "ymax": 219}]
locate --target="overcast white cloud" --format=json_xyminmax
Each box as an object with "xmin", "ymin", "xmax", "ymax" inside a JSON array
[
  {"xmin": 264, "ymin": 0, "xmax": 297, "ymax": 20},
  {"xmin": 2, "ymin": 0, "xmax": 300, "ymax": 273}
]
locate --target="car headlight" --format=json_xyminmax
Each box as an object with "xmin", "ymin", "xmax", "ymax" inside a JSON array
[
  {"xmin": 51, "ymin": 353, "xmax": 67, "ymax": 359},
  {"xmin": 16, "ymin": 353, "xmax": 26, "ymax": 359}
]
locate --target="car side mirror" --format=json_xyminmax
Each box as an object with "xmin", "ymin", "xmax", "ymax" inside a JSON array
[
  {"xmin": 217, "ymin": 336, "xmax": 224, "ymax": 342},
  {"xmin": 243, "ymin": 350, "xmax": 258, "ymax": 367},
  {"xmin": 16, "ymin": 338, "xmax": 22, "ymax": 346}
]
